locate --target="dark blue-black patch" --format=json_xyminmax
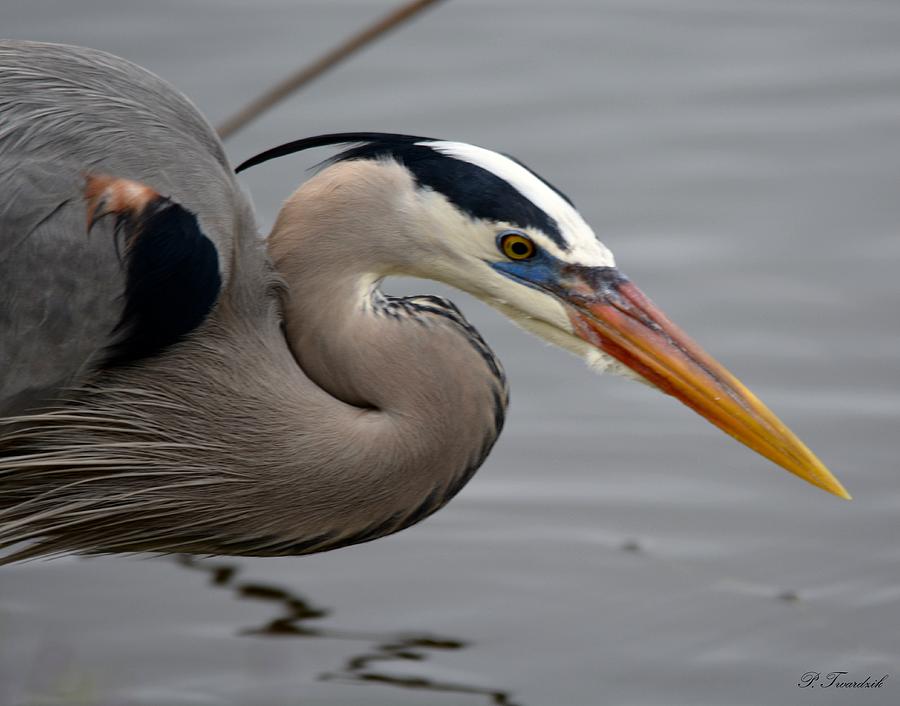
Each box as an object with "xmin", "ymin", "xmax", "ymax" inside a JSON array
[
  {"xmin": 102, "ymin": 198, "xmax": 221, "ymax": 368},
  {"xmin": 236, "ymin": 132, "xmax": 572, "ymax": 250}
]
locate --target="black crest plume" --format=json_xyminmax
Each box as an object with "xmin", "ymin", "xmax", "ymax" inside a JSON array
[
  {"xmin": 236, "ymin": 132, "xmax": 569, "ymax": 247},
  {"xmin": 235, "ymin": 132, "xmax": 433, "ymax": 173}
]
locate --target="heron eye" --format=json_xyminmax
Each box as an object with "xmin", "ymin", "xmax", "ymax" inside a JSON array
[{"xmin": 499, "ymin": 232, "xmax": 536, "ymax": 260}]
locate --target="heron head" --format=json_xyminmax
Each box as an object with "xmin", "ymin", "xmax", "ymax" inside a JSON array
[{"xmin": 238, "ymin": 133, "xmax": 849, "ymax": 499}]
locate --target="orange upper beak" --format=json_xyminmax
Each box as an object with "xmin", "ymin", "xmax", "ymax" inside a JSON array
[{"xmin": 559, "ymin": 266, "xmax": 850, "ymax": 499}]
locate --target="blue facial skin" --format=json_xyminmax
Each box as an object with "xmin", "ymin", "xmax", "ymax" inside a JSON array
[
  {"xmin": 490, "ymin": 234, "xmax": 627, "ymax": 303},
  {"xmin": 489, "ymin": 238, "xmax": 563, "ymax": 295}
]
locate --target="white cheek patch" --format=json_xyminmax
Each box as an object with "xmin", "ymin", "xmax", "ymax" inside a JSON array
[
  {"xmin": 495, "ymin": 296, "xmax": 648, "ymax": 384},
  {"xmin": 420, "ymin": 140, "xmax": 616, "ymax": 268}
]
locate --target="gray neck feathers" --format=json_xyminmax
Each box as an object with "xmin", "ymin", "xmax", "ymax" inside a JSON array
[{"xmin": 265, "ymin": 162, "xmax": 508, "ymax": 549}]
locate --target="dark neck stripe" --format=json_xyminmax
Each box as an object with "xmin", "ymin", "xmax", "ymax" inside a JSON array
[{"xmin": 371, "ymin": 293, "xmax": 507, "ymax": 389}]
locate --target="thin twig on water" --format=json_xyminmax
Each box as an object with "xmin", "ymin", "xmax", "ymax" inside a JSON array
[{"xmin": 216, "ymin": 0, "xmax": 446, "ymax": 140}]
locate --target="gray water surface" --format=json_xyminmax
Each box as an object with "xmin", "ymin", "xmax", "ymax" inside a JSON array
[{"xmin": 2, "ymin": 1, "xmax": 899, "ymax": 705}]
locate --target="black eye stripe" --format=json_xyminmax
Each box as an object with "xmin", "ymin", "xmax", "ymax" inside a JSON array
[{"xmin": 237, "ymin": 134, "xmax": 574, "ymax": 252}]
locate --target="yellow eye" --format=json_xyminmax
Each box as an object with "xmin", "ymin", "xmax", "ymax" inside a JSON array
[{"xmin": 499, "ymin": 232, "xmax": 536, "ymax": 260}]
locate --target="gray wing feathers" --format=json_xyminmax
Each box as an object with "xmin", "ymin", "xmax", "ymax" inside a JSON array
[
  {"xmin": 0, "ymin": 160, "xmax": 124, "ymax": 414},
  {"xmin": 0, "ymin": 40, "xmax": 250, "ymax": 414},
  {"xmin": 0, "ymin": 41, "xmax": 241, "ymax": 255}
]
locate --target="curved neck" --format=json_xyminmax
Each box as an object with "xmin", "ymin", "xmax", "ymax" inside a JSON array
[{"xmin": 263, "ymin": 161, "xmax": 508, "ymax": 545}]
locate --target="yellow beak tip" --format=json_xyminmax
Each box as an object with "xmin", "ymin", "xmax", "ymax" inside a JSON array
[
  {"xmin": 835, "ymin": 486, "xmax": 853, "ymax": 501},
  {"xmin": 815, "ymin": 473, "xmax": 852, "ymax": 500}
]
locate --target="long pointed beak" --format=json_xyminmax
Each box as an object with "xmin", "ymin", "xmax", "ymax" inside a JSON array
[{"xmin": 561, "ymin": 267, "xmax": 849, "ymax": 499}]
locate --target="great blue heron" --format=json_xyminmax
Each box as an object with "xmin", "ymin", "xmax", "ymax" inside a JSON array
[{"xmin": 0, "ymin": 41, "xmax": 849, "ymax": 564}]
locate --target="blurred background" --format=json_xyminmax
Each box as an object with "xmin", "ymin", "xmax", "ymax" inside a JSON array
[{"xmin": 2, "ymin": 1, "xmax": 899, "ymax": 704}]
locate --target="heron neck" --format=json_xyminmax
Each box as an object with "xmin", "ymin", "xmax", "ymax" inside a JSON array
[{"xmin": 260, "ymin": 164, "xmax": 508, "ymax": 545}]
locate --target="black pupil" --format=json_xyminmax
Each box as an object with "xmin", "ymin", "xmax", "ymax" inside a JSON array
[{"xmin": 510, "ymin": 240, "xmax": 530, "ymax": 256}]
